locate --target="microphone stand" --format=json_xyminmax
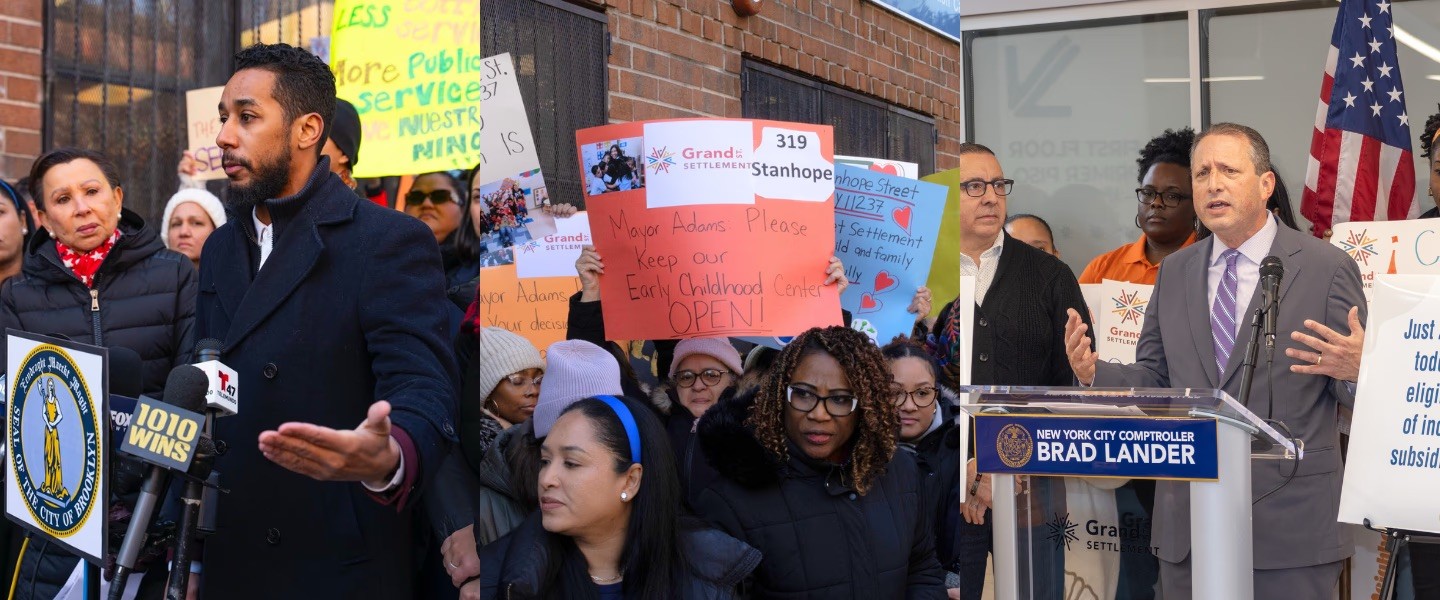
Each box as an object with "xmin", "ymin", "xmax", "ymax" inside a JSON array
[
  {"xmin": 165, "ymin": 413, "xmax": 217, "ymax": 600},
  {"xmin": 1237, "ymin": 298, "xmax": 1276, "ymax": 452}
]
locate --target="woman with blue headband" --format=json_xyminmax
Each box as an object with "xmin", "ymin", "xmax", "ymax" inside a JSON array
[
  {"xmin": 0, "ymin": 179, "xmax": 33, "ymax": 284},
  {"xmin": 480, "ymin": 395, "xmax": 760, "ymax": 599}
]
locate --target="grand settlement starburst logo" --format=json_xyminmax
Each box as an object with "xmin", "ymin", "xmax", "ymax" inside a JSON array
[
  {"xmin": 1046, "ymin": 513, "xmax": 1080, "ymax": 551},
  {"xmin": 1338, "ymin": 228, "xmax": 1379, "ymax": 266},
  {"xmin": 646, "ymin": 147, "xmax": 677, "ymax": 174},
  {"xmin": 1110, "ymin": 288, "xmax": 1148, "ymax": 326}
]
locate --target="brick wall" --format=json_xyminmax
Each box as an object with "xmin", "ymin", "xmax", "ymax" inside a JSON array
[
  {"xmin": 602, "ymin": 0, "xmax": 961, "ymax": 170},
  {"xmin": 0, "ymin": 0, "xmax": 42, "ymax": 181}
]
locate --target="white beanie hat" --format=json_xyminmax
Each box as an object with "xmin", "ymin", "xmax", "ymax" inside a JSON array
[
  {"xmin": 532, "ymin": 339, "xmax": 624, "ymax": 437},
  {"xmin": 160, "ymin": 189, "xmax": 227, "ymax": 247},
  {"xmin": 477, "ymin": 327, "xmax": 545, "ymax": 402}
]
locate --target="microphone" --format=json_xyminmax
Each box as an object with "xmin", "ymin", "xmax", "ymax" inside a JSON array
[
  {"xmin": 193, "ymin": 338, "xmax": 238, "ymax": 416},
  {"xmin": 168, "ymin": 339, "xmax": 234, "ymax": 599},
  {"xmin": 110, "ymin": 365, "xmax": 210, "ymax": 598},
  {"xmin": 1260, "ymin": 256, "xmax": 1284, "ymax": 350}
]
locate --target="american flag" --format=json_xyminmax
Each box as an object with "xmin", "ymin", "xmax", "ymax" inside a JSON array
[{"xmin": 1301, "ymin": 0, "xmax": 1417, "ymax": 238}]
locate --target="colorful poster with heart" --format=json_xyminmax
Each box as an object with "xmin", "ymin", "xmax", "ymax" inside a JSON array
[
  {"xmin": 832, "ymin": 164, "xmax": 947, "ymax": 344},
  {"xmin": 575, "ymin": 119, "xmax": 842, "ymax": 341}
]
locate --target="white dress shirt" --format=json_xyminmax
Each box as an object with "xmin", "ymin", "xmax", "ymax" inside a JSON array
[
  {"xmin": 1206, "ymin": 214, "xmax": 1279, "ymax": 340},
  {"xmin": 961, "ymin": 232, "xmax": 1006, "ymax": 307}
]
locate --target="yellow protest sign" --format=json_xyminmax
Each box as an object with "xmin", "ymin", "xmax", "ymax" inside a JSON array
[
  {"xmin": 330, "ymin": 0, "xmax": 481, "ymax": 177},
  {"xmin": 922, "ymin": 168, "xmax": 961, "ymax": 317}
]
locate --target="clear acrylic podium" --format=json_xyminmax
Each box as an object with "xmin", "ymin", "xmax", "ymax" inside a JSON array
[{"xmin": 956, "ymin": 386, "xmax": 1299, "ymax": 600}]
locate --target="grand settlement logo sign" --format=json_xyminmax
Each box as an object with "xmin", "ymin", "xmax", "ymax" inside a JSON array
[{"xmin": 5, "ymin": 331, "xmax": 108, "ymax": 562}]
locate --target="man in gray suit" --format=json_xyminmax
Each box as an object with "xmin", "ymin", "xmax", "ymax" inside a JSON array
[{"xmin": 1063, "ymin": 123, "xmax": 1367, "ymax": 598}]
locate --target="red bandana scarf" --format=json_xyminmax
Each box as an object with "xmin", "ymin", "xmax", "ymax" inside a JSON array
[{"xmin": 56, "ymin": 229, "xmax": 121, "ymax": 288}]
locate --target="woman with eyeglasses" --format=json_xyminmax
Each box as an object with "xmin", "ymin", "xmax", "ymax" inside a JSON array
[
  {"xmin": 694, "ymin": 326, "xmax": 946, "ymax": 599},
  {"xmin": 1078, "ymin": 128, "xmax": 1199, "ymax": 285}
]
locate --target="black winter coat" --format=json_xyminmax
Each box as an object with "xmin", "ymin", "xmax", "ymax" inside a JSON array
[
  {"xmin": 900, "ymin": 387, "xmax": 963, "ymax": 573},
  {"xmin": 0, "ymin": 208, "xmax": 197, "ymax": 395},
  {"xmin": 194, "ymin": 159, "xmax": 459, "ymax": 599},
  {"xmin": 481, "ymin": 512, "xmax": 761, "ymax": 599},
  {"xmin": 692, "ymin": 389, "xmax": 947, "ymax": 599},
  {"xmin": 1, "ymin": 208, "xmax": 196, "ymax": 599}
]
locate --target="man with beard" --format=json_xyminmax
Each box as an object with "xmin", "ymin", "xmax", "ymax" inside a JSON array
[{"xmin": 193, "ymin": 43, "xmax": 458, "ymax": 599}]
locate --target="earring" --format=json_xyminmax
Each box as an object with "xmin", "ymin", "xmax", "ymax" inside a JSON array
[
  {"xmin": 1135, "ymin": 215, "xmax": 1143, "ymax": 229},
  {"xmin": 620, "ymin": 492, "xmax": 628, "ymax": 501}
]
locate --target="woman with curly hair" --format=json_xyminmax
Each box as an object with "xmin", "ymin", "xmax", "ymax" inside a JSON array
[
  {"xmin": 693, "ymin": 326, "xmax": 946, "ymax": 599},
  {"xmin": 1420, "ymin": 105, "xmax": 1440, "ymax": 220},
  {"xmin": 1079, "ymin": 128, "xmax": 1199, "ymax": 284}
]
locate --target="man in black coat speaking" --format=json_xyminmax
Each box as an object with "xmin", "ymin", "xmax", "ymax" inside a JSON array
[{"xmin": 192, "ymin": 43, "xmax": 459, "ymax": 598}]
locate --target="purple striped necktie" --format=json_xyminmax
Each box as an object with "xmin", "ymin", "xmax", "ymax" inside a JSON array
[{"xmin": 1211, "ymin": 249, "xmax": 1241, "ymax": 376}]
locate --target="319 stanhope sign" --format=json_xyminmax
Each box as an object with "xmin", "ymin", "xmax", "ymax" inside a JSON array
[{"xmin": 976, "ymin": 415, "xmax": 1218, "ymax": 480}]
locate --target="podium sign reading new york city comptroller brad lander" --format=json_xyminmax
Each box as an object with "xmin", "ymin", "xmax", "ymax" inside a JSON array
[
  {"xmin": 4, "ymin": 330, "xmax": 108, "ymax": 564},
  {"xmin": 976, "ymin": 415, "xmax": 1219, "ymax": 481}
]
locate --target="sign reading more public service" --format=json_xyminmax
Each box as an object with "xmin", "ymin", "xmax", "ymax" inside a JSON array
[
  {"xmin": 5, "ymin": 331, "xmax": 108, "ymax": 563},
  {"xmin": 976, "ymin": 415, "xmax": 1218, "ymax": 480}
]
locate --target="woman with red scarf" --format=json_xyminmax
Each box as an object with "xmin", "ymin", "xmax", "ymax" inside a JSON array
[{"xmin": 3, "ymin": 148, "xmax": 196, "ymax": 599}]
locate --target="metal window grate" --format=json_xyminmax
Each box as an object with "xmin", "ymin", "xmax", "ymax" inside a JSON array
[
  {"xmin": 43, "ymin": 1, "xmax": 338, "ymax": 224},
  {"xmin": 742, "ymin": 59, "xmax": 936, "ymax": 175},
  {"xmin": 482, "ymin": 0, "xmax": 607, "ymax": 209}
]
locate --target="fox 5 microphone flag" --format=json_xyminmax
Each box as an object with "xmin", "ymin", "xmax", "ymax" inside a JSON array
[{"xmin": 1301, "ymin": 0, "xmax": 1419, "ymax": 238}]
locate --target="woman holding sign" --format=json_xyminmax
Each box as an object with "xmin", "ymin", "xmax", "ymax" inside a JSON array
[{"xmin": 693, "ymin": 326, "xmax": 946, "ymax": 599}]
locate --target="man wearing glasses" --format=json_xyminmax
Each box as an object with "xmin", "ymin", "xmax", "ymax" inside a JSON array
[{"xmin": 928, "ymin": 142, "xmax": 1091, "ymax": 600}]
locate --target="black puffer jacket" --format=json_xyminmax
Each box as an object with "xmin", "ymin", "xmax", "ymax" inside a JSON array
[
  {"xmin": 692, "ymin": 389, "xmax": 947, "ymax": 599},
  {"xmin": 900, "ymin": 387, "xmax": 963, "ymax": 573},
  {"xmin": 481, "ymin": 512, "xmax": 761, "ymax": 599},
  {"xmin": 2, "ymin": 208, "xmax": 196, "ymax": 600},
  {"xmin": 1, "ymin": 208, "xmax": 196, "ymax": 395}
]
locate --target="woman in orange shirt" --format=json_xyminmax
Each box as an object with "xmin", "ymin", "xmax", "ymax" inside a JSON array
[{"xmin": 1079, "ymin": 128, "xmax": 1199, "ymax": 285}]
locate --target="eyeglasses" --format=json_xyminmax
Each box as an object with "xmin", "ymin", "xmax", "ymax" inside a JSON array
[
  {"xmin": 889, "ymin": 386, "xmax": 938, "ymax": 408},
  {"xmin": 674, "ymin": 369, "xmax": 729, "ymax": 388},
  {"xmin": 1135, "ymin": 188, "xmax": 1191, "ymax": 208},
  {"xmin": 405, "ymin": 190, "xmax": 455, "ymax": 206},
  {"xmin": 961, "ymin": 179, "xmax": 1014, "ymax": 198},
  {"xmin": 503, "ymin": 372, "xmax": 543, "ymax": 388},
  {"xmin": 785, "ymin": 385, "xmax": 858, "ymax": 417}
]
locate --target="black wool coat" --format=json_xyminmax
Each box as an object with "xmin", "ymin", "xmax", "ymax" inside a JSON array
[{"xmin": 194, "ymin": 159, "xmax": 459, "ymax": 599}]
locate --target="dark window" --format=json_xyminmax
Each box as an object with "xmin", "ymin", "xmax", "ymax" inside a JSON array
[
  {"xmin": 482, "ymin": 0, "xmax": 607, "ymax": 209},
  {"xmin": 742, "ymin": 60, "xmax": 936, "ymax": 176},
  {"xmin": 45, "ymin": 0, "xmax": 240, "ymax": 224}
]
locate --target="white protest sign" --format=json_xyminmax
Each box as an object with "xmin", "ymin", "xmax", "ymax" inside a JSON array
[
  {"xmin": 1094, "ymin": 279, "xmax": 1153, "ymax": 365},
  {"xmin": 958, "ymin": 275, "xmax": 975, "ymax": 386},
  {"xmin": 1330, "ymin": 220, "xmax": 1440, "ymax": 301},
  {"xmin": 479, "ymin": 53, "xmax": 541, "ymax": 186},
  {"xmin": 641, "ymin": 120, "xmax": 754, "ymax": 207},
  {"xmin": 1337, "ymin": 275, "xmax": 1440, "ymax": 533},
  {"xmin": 752, "ymin": 126, "xmax": 834, "ymax": 202},
  {"xmin": 184, "ymin": 86, "xmax": 226, "ymax": 182},
  {"xmin": 515, "ymin": 212, "xmax": 592, "ymax": 279}
]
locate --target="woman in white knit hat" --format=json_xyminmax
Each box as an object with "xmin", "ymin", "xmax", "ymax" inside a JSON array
[
  {"xmin": 475, "ymin": 327, "xmax": 546, "ymax": 454},
  {"xmin": 160, "ymin": 188, "xmax": 226, "ymax": 269}
]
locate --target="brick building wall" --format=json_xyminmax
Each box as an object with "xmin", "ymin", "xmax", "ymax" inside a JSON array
[
  {"xmin": 0, "ymin": 0, "xmax": 43, "ymax": 181},
  {"xmin": 599, "ymin": 0, "xmax": 961, "ymax": 169}
]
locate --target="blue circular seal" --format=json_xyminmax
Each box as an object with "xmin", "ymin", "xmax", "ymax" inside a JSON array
[{"xmin": 8, "ymin": 345, "xmax": 101, "ymax": 537}]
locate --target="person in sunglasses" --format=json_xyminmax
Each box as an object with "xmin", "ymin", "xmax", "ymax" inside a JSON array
[
  {"xmin": 694, "ymin": 326, "xmax": 946, "ymax": 599},
  {"xmin": 405, "ymin": 171, "xmax": 475, "ymax": 289}
]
